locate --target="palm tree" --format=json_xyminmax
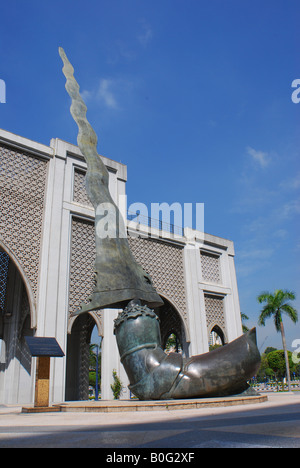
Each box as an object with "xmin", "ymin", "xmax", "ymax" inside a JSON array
[
  {"xmin": 241, "ymin": 312, "xmax": 249, "ymax": 333},
  {"xmin": 257, "ymin": 289, "xmax": 298, "ymax": 392}
]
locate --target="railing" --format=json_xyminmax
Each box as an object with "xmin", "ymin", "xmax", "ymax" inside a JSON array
[{"xmin": 127, "ymin": 211, "xmax": 184, "ymax": 237}]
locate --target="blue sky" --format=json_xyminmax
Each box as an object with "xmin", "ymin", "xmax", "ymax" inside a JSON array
[{"xmin": 1, "ymin": 0, "xmax": 299, "ymax": 351}]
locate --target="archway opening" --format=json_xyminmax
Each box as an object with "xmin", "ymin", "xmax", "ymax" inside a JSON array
[
  {"xmin": 0, "ymin": 247, "xmax": 34, "ymax": 404},
  {"xmin": 164, "ymin": 331, "xmax": 183, "ymax": 354},
  {"xmin": 65, "ymin": 313, "xmax": 101, "ymax": 401},
  {"xmin": 155, "ymin": 297, "xmax": 188, "ymax": 356},
  {"xmin": 89, "ymin": 325, "xmax": 102, "ymax": 400},
  {"xmin": 209, "ymin": 325, "xmax": 225, "ymax": 351}
]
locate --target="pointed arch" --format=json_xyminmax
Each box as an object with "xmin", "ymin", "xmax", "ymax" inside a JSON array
[
  {"xmin": 0, "ymin": 240, "xmax": 37, "ymax": 329},
  {"xmin": 155, "ymin": 293, "xmax": 190, "ymax": 357},
  {"xmin": 155, "ymin": 291, "xmax": 190, "ymax": 343},
  {"xmin": 208, "ymin": 323, "xmax": 227, "ymax": 346},
  {"xmin": 68, "ymin": 310, "xmax": 103, "ymax": 336},
  {"xmin": 65, "ymin": 312, "xmax": 100, "ymax": 401}
]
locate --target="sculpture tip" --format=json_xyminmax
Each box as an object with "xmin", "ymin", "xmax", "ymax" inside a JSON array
[{"xmin": 58, "ymin": 47, "xmax": 67, "ymax": 61}]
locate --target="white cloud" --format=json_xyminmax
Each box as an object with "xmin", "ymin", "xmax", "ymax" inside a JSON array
[
  {"xmin": 80, "ymin": 77, "xmax": 136, "ymax": 114},
  {"xmin": 80, "ymin": 78, "xmax": 122, "ymax": 110},
  {"xmin": 246, "ymin": 146, "xmax": 271, "ymax": 168},
  {"xmin": 273, "ymin": 229, "xmax": 288, "ymax": 239},
  {"xmin": 235, "ymin": 256, "xmax": 272, "ymax": 278},
  {"xmin": 80, "ymin": 89, "xmax": 92, "ymax": 102},
  {"xmin": 208, "ymin": 119, "xmax": 217, "ymax": 127},
  {"xmin": 280, "ymin": 199, "xmax": 300, "ymax": 218},
  {"xmin": 138, "ymin": 22, "xmax": 153, "ymax": 46},
  {"xmin": 238, "ymin": 248, "xmax": 274, "ymax": 260},
  {"xmin": 280, "ymin": 172, "xmax": 300, "ymax": 191},
  {"xmin": 97, "ymin": 79, "xmax": 119, "ymax": 110},
  {"xmin": 229, "ymin": 184, "xmax": 276, "ymax": 214},
  {"xmin": 106, "ymin": 41, "xmax": 137, "ymax": 64}
]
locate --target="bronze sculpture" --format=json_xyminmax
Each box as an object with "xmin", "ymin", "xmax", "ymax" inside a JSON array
[
  {"xmin": 114, "ymin": 300, "xmax": 260, "ymax": 399},
  {"xmin": 59, "ymin": 47, "xmax": 163, "ymax": 313},
  {"xmin": 59, "ymin": 47, "xmax": 261, "ymax": 400}
]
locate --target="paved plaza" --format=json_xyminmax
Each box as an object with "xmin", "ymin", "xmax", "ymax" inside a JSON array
[{"xmin": 0, "ymin": 392, "xmax": 299, "ymax": 448}]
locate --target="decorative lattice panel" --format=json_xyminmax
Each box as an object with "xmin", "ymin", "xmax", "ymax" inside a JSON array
[
  {"xmin": 0, "ymin": 145, "xmax": 48, "ymax": 300},
  {"xmin": 73, "ymin": 169, "xmax": 93, "ymax": 208},
  {"xmin": 128, "ymin": 236, "xmax": 187, "ymax": 320},
  {"xmin": 68, "ymin": 218, "xmax": 187, "ymax": 324},
  {"xmin": 19, "ymin": 282, "xmax": 31, "ymax": 336},
  {"xmin": 200, "ymin": 251, "xmax": 221, "ymax": 283},
  {"xmin": 0, "ymin": 249, "xmax": 9, "ymax": 311},
  {"xmin": 204, "ymin": 294, "xmax": 226, "ymax": 333},
  {"xmin": 69, "ymin": 218, "xmax": 96, "ymax": 316}
]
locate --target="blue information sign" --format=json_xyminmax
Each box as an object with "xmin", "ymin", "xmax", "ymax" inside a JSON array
[{"xmin": 25, "ymin": 336, "xmax": 64, "ymax": 357}]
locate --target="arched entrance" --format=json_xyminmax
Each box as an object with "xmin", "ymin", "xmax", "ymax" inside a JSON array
[
  {"xmin": 155, "ymin": 296, "xmax": 189, "ymax": 357},
  {"xmin": 66, "ymin": 298, "xmax": 189, "ymax": 401},
  {"xmin": 0, "ymin": 247, "xmax": 34, "ymax": 404},
  {"xmin": 65, "ymin": 313, "xmax": 102, "ymax": 401},
  {"xmin": 209, "ymin": 324, "xmax": 226, "ymax": 350}
]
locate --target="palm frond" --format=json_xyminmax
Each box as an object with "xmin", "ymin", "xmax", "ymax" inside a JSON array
[
  {"xmin": 281, "ymin": 290, "xmax": 296, "ymax": 301},
  {"xmin": 257, "ymin": 291, "xmax": 272, "ymax": 304},
  {"xmin": 257, "ymin": 289, "xmax": 298, "ymax": 331},
  {"xmin": 258, "ymin": 304, "xmax": 275, "ymax": 326},
  {"xmin": 281, "ymin": 304, "xmax": 298, "ymax": 323}
]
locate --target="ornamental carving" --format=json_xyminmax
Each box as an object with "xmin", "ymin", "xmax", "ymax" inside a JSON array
[{"xmin": 0, "ymin": 145, "xmax": 48, "ymax": 301}]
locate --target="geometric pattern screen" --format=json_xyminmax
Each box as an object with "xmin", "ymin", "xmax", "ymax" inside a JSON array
[{"xmin": 0, "ymin": 249, "xmax": 9, "ymax": 312}]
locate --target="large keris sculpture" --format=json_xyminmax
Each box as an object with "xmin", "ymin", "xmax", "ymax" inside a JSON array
[
  {"xmin": 59, "ymin": 47, "xmax": 261, "ymax": 400},
  {"xmin": 59, "ymin": 47, "xmax": 163, "ymax": 313}
]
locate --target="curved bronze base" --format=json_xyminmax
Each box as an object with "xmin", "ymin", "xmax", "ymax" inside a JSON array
[{"xmin": 114, "ymin": 302, "xmax": 261, "ymax": 400}]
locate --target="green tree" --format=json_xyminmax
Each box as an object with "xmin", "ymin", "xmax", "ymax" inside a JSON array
[
  {"xmin": 165, "ymin": 333, "xmax": 182, "ymax": 353},
  {"xmin": 257, "ymin": 289, "xmax": 298, "ymax": 392},
  {"xmin": 111, "ymin": 370, "xmax": 123, "ymax": 400},
  {"xmin": 256, "ymin": 352, "xmax": 275, "ymax": 382},
  {"xmin": 267, "ymin": 350, "xmax": 297, "ymax": 389},
  {"xmin": 267, "ymin": 350, "xmax": 285, "ymax": 378},
  {"xmin": 241, "ymin": 312, "xmax": 249, "ymax": 333},
  {"xmin": 89, "ymin": 344, "xmax": 101, "ymax": 395},
  {"xmin": 264, "ymin": 347, "xmax": 277, "ymax": 355}
]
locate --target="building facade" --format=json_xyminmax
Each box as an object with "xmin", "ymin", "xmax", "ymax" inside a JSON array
[{"xmin": 0, "ymin": 128, "xmax": 242, "ymax": 405}]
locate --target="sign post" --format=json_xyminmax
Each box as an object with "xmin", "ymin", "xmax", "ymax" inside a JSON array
[{"xmin": 23, "ymin": 337, "xmax": 64, "ymax": 412}]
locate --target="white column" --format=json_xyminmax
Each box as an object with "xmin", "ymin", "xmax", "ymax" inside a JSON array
[
  {"xmin": 101, "ymin": 309, "xmax": 130, "ymax": 400},
  {"xmin": 228, "ymin": 254, "xmax": 243, "ymax": 337},
  {"xmin": 37, "ymin": 140, "xmax": 71, "ymax": 404},
  {"xmin": 183, "ymin": 238, "xmax": 209, "ymax": 356}
]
